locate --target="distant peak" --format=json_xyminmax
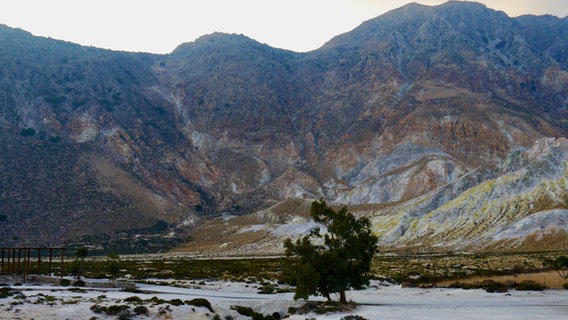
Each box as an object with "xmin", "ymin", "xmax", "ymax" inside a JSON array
[
  {"xmin": 171, "ymin": 32, "xmax": 267, "ymax": 54},
  {"xmin": 436, "ymin": 1, "xmax": 495, "ymax": 14}
]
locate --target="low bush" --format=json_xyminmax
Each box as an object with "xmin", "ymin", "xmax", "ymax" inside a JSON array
[
  {"xmin": 90, "ymin": 304, "xmax": 104, "ymax": 314},
  {"xmin": 90, "ymin": 304, "xmax": 130, "ymax": 316},
  {"xmin": 288, "ymin": 306, "xmax": 298, "ymax": 315},
  {"xmin": 133, "ymin": 305, "xmax": 149, "ymax": 315},
  {"xmin": 258, "ymin": 283, "xmax": 276, "ymax": 294},
  {"xmin": 59, "ymin": 279, "xmax": 71, "ymax": 286},
  {"xmin": 0, "ymin": 287, "xmax": 17, "ymax": 299},
  {"xmin": 231, "ymin": 305, "xmax": 274, "ymax": 320},
  {"xmin": 118, "ymin": 310, "xmax": 134, "ymax": 320},
  {"xmin": 149, "ymin": 296, "xmax": 166, "ymax": 305},
  {"xmin": 449, "ymin": 278, "xmax": 548, "ymax": 292},
  {"xmin": 72, "ymin": 280, "xmax": 86, "ymax": 287},
  {"xmin": 514, "ymin": 280, "xmax": 544, "ymax": 291},
  {"xmin": 123, "ymin": 296, "xmax": 143, "ymax": 303},
  {"xmin": 105, "ymin": 304, "xmax": 130, "ymax": 316},
  {"xmin": 481, "ymin": 280, "xmax": 508, "ymax": 293},
  {"xmin": 186, "ymin": 298, "xmax": 214, "ymax": 313},
  {"xmin": 341, "ymin": 316, "xmax": 369, "ymax": 320}
]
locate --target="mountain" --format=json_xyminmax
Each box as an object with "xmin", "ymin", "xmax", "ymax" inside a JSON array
[{"xmin": 0, "ymin": 1, "xmax": 566, "ymax": 253}]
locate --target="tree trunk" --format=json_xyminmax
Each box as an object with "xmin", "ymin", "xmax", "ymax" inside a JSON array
[{"xmin": 340, "ymin": 291, "xmax": 347, "ymax": 304}]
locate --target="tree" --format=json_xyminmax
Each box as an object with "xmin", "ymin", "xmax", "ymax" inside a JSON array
[
  {"xmin": 284, "ymin": 199, "xmax": 378, "ymax": 303},
  {"xmin": 107, "ymin": 252, "xmax": 121, "ymax": 281},
  {"xmin": 71, "ymin": 247, "xmax": 89, "ymax": 279},
  {"xmin": 75, "ymin": 247, "xmax": 89, "ymax": 259},
  {"xmin": 544, "ymin": 256, "xmax": 568, "ymax": 280}
]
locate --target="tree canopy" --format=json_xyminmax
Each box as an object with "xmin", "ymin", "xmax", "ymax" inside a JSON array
[
  {"xmin": 544, "ymin": 256, "xmax": 568, "ymax": 279},
  {"xmin": 284, "ymin": 199, "xmax": 378, "ymax": 303}
]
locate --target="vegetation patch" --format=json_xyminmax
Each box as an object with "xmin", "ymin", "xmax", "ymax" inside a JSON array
[
  {"xmin": 341, "ymin": 316, "xmax": 369, "ymax": 320},
  {"xmin": 449, "ymin": 279, "xmax": 545, "ymax": 292},
  {"xmin": 0, "ymin": 287, "xmax": 18, "ymax": 299},
  {"xmin": 59, "ymin": 279, "xmax": 71, "ymax": 286},
  {"xmin": 91, "ymin": 304, "xmax": 130, "ymax": 316},
  {"xmin": 289, "ymin": 301, "xmax": 356, "ymax": 316},
  {"xmin": 133, "ymin": 305, "xmax": 149, "ymax": 315},
  {"xmin": 231, "ymin": 305, "xmax": 277, "ymax": 320},
  {"xmin": 186, "ymin": 298, "xmax": 214, "ymax": 312},
  {"xmin": 123, "ymin": 296, "xmax": 143, "ymax": 304}
]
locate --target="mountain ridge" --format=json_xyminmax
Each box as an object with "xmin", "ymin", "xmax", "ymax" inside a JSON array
[{"xmin": 0, "ymin": 1, "xmax": 567, "ymax": 253}]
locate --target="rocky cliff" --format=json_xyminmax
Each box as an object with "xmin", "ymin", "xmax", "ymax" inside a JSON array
[{"xmin": 0, "ymin": 1, "xmax": 566, "ymax": 252}]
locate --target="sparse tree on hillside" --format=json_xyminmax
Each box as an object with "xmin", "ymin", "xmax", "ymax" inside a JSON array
[{"xmin": 284, "ymin": 199, "xmax": 378, "ymax": 303}]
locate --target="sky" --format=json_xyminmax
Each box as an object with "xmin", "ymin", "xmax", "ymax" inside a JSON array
[{"xmin": 0, "ymin": 0, "xmax": 566, "ymax": 54}]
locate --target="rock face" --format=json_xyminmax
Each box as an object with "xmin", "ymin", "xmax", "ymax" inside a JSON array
[
  {"xmin": 0, "ymin": 1, "xmax": 567, "ymax": 251},
  {"xmin": 370, "ymin": 137, "xmax": 568, "ymax": 251}
]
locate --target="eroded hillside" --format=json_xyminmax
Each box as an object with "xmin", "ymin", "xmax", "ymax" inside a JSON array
[{"xmin": 0, "ymin": 1, "xmax": 566, "ymax": 251}]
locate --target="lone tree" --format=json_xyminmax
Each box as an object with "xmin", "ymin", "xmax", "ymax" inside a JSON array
[
  {"xmin": 284, "ymin": 199, "xmax": 378, "ymax": 303},
  {"xmin": 70, "ymin": 246, "xmax": 89, "ymax": 279}
]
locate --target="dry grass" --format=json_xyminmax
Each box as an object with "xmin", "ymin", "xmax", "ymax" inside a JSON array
[
  {"xmin": 437, "ymin": 271, "xmax": 567, "ymax": 289},
  {"xmin": 173, "ymin": 214, "xmax": 274, "ymax": 255},
  {"xmin": 370, "ymin": 251, "xmax": 568, "ymax": 288}
]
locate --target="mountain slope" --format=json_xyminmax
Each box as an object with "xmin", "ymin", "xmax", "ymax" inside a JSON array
[
  {"xmin": 0, "ymin": 1, "xmax": 566, "ymax": 252},
  {"xmin": 371, "ymin": 137, "xmax": 568, "ymax": 251}
]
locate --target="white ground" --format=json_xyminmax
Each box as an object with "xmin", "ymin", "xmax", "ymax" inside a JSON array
[{"xmin": 1, "ymin": 279, "xmax": 567, "ymax": 319}]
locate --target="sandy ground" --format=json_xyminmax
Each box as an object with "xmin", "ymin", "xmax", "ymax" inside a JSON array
[{"xmin": 1, "ymin": 279, "xmax": 567, "ymax": 319}]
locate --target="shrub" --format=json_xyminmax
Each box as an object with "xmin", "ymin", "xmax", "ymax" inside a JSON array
[
  {"xmin": 231, "ymin": 306, "xmax": 255, "ymax": 317},
  {"xmin": 118, "ymin": 310, "xmax": 134, "ymax": 320},
  {"xmin": 20, "ymin": 127, "xmax": 36, "ymax": 137},
  {"xmin": 59, "ymin": 279, "xmax": 71, "ymax": 286},
  {"xmin": 341, "ymin": 316, "xmax": 369, "ymax": 320},
  {"xmin": 90, "ymin": 304, "xmax": 104, "ymax": 314},
  {"xmin": 105, "ymin": 304, "xmax": 130, "ymax": 315},
  {"xmin": 258, "ymin": 283, "xmax": 276, "ymax": 294},
  {"xmin": 288, "ymin": 306, "xmax": 298, "ymax": 315},
  {"xmin": 230, "ymin": 305, "xmax": 273, "ymax": 320},
  {"xmin": 186, "ymin": 298, "xmax": 214, "ymax": 312},
  {"xmin": 169, "ymin": 298, "xmax": 184, "ymax": 306},
  {"xmin": 563, "ymin": 283, "xmax": 568, "ymax": 289},
  {"xmin": 72, "ymin": 280, "xmax": 86, "ymax": 287},
  {"xmin": 124, "ymin": 296, "xmax": 143, "ymax": 303},
  {"xmin": 0, "ymin": 287, "xmax": 17, "ymax": 299},
  {"xmin": 477, "ymin": 280, "xmax": 507, "ymax": 293},
  {"xmin": 515, "ymin": 280, "xmax": 545, "ymax": 291},
  {"xmin": 133, "ymin": 305, "xmax": 149, "ymax": 315},
  {"xmin": 150, "ymin": 296, "xmax": 166, "ymax": 304}
]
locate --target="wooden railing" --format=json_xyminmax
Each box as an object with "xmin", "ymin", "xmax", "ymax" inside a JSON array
[{"xmin": 0, "ymin": 247, "xmax": 65, "ymax": 276}]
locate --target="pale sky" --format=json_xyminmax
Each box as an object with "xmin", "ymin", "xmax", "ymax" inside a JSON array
[{"xmin": 0, "ymin": 1, "xmax": 566, "ymax": 54}]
